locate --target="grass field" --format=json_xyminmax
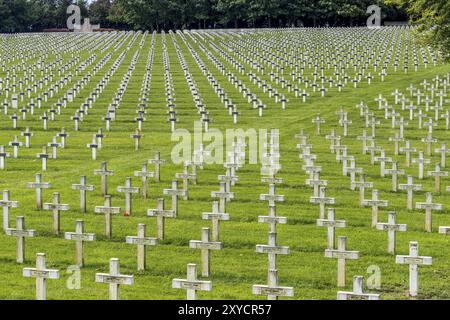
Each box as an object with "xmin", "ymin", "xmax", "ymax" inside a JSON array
[{"xmin": 1, "ymin": 29, "xmax": 450, "ymax": 300}]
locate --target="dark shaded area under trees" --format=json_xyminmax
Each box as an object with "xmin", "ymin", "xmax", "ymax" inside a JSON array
[{"xmin": 0, "ymin": 0, "xmax": 407, "ymax": 32}]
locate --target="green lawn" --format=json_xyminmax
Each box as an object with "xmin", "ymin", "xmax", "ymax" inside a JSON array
[{"xmin": 1, "ymin": 29, "xmax": 450, "ymax": 300}]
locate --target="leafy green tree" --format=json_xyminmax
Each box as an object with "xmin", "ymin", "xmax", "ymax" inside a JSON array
[
  {"xmin": 214, "ymin": 0, "xmax": 249, "ymax": 28},
  {"xmin": 89, "ymin": 0, "xmax": 112, "ymax": 25},
  {"xmin": 387, "ymin": 0, "xmax": 450, "ymax": 60}
]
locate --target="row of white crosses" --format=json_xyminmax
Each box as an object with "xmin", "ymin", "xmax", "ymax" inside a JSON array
[
  {"xmin": 1, "ymin": 30, "xmax": 446, "ymax": 300},
  {"xmin": 253, "ymin": 129, "xmax": 294, "ymax": 300},
  {"xmin": 190, "ymin": 32, "xmax": 239, "ymax": 117},
  {"xmin": 1, "ymin": 34, "xmax": 125, "ymax": 129},
  {"xmin": 161, "ymin": 32, "xmax": 179, "ymax": 133},
  {"xmin": 297, "ymin": 129, "xmax": 359, "ymax": 291},
  {"xmin": 343, "ymin": 89, "xmax": 449, "ymax": 232},
  {"xmin": 183, "ymin": 31, "xmax": 269, "ymax": 121},
  {"xmin": 299, "ymin": 119, "xmax": 439, "ymax": 299},
  {"xmin": 77, "ymin": 34, "xmax": 142, "ymax": 136},
  {"xmin": 1, "ymin": 35, "xmax": 151, "ymax": 282},
  {"xmin": 4, "ymin": 152, "xmax": 164, "ymax": 258},
  {"xmin": 180, "ymin": 31, "xmax": 241, "ymax": 124},
  {"xmin": 310, "ymin": 78, "xmax": 448, "ymax": 296},
  {"xmin": 171, "ymin": 31, "xmax": 212, "ymax": 131},
  {"xmin": 171, "ymin": 147, "xmax": 242, "ymax": 300},
  {"xmin": 1, "ymin": 36, "xmax": 145, "ymax": 170},
  {"xmin": 194, "ymin": 27, "xmax": 441, "ymax": 117},
  {"xmin": 171, "ymin": 148, "xmax": 243, "ymax": 300}
]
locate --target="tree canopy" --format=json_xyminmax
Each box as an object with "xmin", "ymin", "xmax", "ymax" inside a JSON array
[
  {"xmin": 0, "ymin": 0, "xmax": 410, "ymax": 32},
  {"xmin": 387, "ymin": 0, "xmax": 450, "ymax": 60}
]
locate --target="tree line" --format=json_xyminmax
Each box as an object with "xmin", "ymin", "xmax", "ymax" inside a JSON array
[{"xmin": 0, "ymin": 0, "xmax": 407, "ymax": 32}]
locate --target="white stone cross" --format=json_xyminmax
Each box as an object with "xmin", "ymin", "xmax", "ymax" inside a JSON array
[
  {"xmin": 427, "ymin": 163, "xmax": 448, "ymax": 193},
  {"xmin": 317, "ymin": 208, "xmax": 346, "ymax": 250},
  {"xmin": 175, "ymin": 163, "xmax": 195, "ymax": 200},
  {"xmin": 324, "ymin": 236, "xmax": 359, "ymax": 287},
  {"xmin": 399, "ymin": 175, "xmax": 422, "ymax": 210},
  {"xmin": 47, "ymin": 136, "xmax": 61, "ymax": 159},
  {"xmin": 412, "ymin": 151, "xmax": 430, "ymax": 180},
  {"xmin": 117, "ymin": 177, "xmax": 140, "ymax": 216},
  {"xmin": 1, "ymin": 190, "xmax": 19, "ymax": 230},
  {"xmin": 212, "ymin": 181, "xmax": 235, "ymax": 213},
  {"xmin": 395, "ymin": 117, "xmax": 408, "ymax": 139},
  {"xmin": 310, "ymin": 187, "xmax": 336, "ymax": 219},
  {"xmin": 347, "ymin": 159, "xmax": 363, "ymax": 186},
  {"xmin": 5, "ymin": 216, "xmax": 36, "ymax": 263},
  {"xmin": 421, "ymin": 132, "xmax": 437, "ymax": 156},
  {"xmin": 337, "ymin": 276, "xmax": 380, "ymax": 300},
  {"xmin": 395, "ymin": 241, "xmax": 432, "ymax": 297},
  {"xmin": 337, "ymin": 147, "xmax": 354, "ymax": 176},
  {"xmin": 416, "ymin": 192, "xmax": 443, "ymax": 232},
  {"xmin": 20, "ymin": 127, "xmax": 33, "ymax": 148},
  {"xmin": 94, "ymin": 161, "xmax": 114, "ymax": 196},
  {"xmin": 326, "ymin": 129, "xmax": 341, "ymax": 154},
  {"xmin": 351, "ymin": 174, "xmax": 373, "ymax": 206},
  {"xmin": 23, "ymin": 253, "xmax": 60, "ymax": 300},
  {"xmin": 305, "ymin": 172, "xmax": 328, "ymax": 197},
  {"xmin": 96, "ymin": 128, "xmax": 104, "ymax": 149},
  {"xmin": 130, "ymin": 129, "xmax": 143, "ymax": 151},
  {"xmin": 312, "ymin": 114, "xmax": 325, "ymax": 135},
  {"xmin": 57, "ymin": 128, "xmax": 69, "ymax": 148},
  {"xmin": 441, "ymin": 110, "xmax": 450, "ymax": 129},
  {"xmin": 374, "ymin": 150, "xmax": 393, "ymax": 177},
  {"xmin": 189, "ymin": 227, "xmax": 223, "ymax": 277},
  {"xmin": 126, "ymin": 223, "xmax": 157, "ymax": 271},
  {"xmin": 389, "ymin": 133, "xmax": 404, "ymax": 155},
  {"xmin": 86, "ymin": 134, "xmax": 98, "ymax": 160},
  {"xmin": 385, "ymin": 162, "xmax": 405, "ymax": 192},
  {"xmin": 400, "ymin": 140, "xmax": 417, "ymax": 167},
  {"xmin": 435, "ymin": 143, "xmax": 450, "ymax": 168},
  {"xmin": 256, "ymin": 232, "xmax": 289, "ymax": 270},
  {"xmin": 64, "ymin": 220, "xmax": 95, "ymax": 267},
  {"xmin": 220, "ymin": 168, "xmax": 240, "ymax": 192},
  {"xmin": 367, "ymin": 141, "xmax": 382, "ymax": 165},
  {"xmin": 36, "ymin": 146, "xmax": 52, "ymax": 171},
  {"xmin": 43, "ymin": 192, "xmax": 69, "ymax": 235},
  {"xmin": 71, "ymin": 176, "xmax": 94, "ymax": 213},
  {"xmin": 259, "ymin": 184, "xmax": 284, "ymax": 208},
  {"xmin": 376, "ymin": 211, "xmax": 407, "ymax": 254},
  {"xmin": 163, "ymin": 180, "xmax": 186, "ymax": 216},
  {"xmin": 0, "ymin": 145, "xmax": 10, "ymax": 170},
  {"xmin": 202, "ymin": 201, "xmax": 230, "ymax": 241},
  {"xmin": 134, "ymin": 163, "xmax": 154, "ymax": 199},
  {"xmin": 172, "ymin": 263, "xmax": 212, "ymax": 300},
  {"xmin": 8, "ymin": 136, "xmax": 23, "ymax": 158},
  {"xmin": 148, "ymin": 152, "xmax": 166, "ymax": 182},
  {"xmin": 357, "ymin": 130, "xmax": 374, "ymax": 154},
  {"xmin": 27, "ymin": 173, "xmax": 51, "ymax": 210},
  {"xmin": 258, "ymin": 205, "xmax": 287, "ymax": 234},
  {"xmin": 94, "ymin": 195, "xmax": 120, "ymax": 239},
  {"xmin": 147, "ymin": 198, "xmax": 176, "ymax": 240},
  {"xmin": 362, "ymin": 189, "xmax": 388, "ymax": 227},
  {"xmin": 339, "ymin": 114, "xmax": 352, "ymax": 137},
  {"xmin": 253, "ymin": 269, "xmax": 294, "ymax": 300},
  {"xmin": 95, "ymin": 258, "xmax": 134, "ymax": 300}
]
